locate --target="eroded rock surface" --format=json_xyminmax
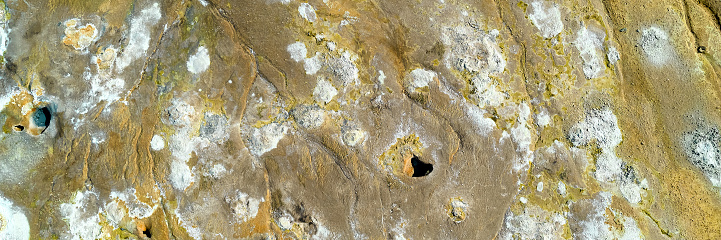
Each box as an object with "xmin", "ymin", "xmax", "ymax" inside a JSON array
[{"xmin": 1, "ymin": 0, "xmax": 721, "ymax": 239}]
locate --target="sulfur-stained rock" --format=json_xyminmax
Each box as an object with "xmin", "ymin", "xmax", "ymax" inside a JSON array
[{"xmin": 0, "ymin": 0, "xmax": 721, "ymax": 239}]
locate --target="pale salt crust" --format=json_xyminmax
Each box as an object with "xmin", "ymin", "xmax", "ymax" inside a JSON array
[
  {"xmin": 405, "ymin": 68, "xmax": 437, "ymax": 92},
  {"xmin": 247, "ymin": 122, "xmax": 289, "ymax": 156},
  {"xmin": 639, "ymin": 26, "xmax": 674, "ymax": 66},
  {"xmin": 187, "ymin": 46, "xmax": 210, "ymax": 74},
  {"xmin": 115, "ymin": 3, "xmax": 162, "ymax": 72},
  {"xmin": 150, "ymin": 135, "xmax": 165, "ymax": 150},
  {"xmin": 574, "ymin": 26, "xmax": 606, "ymax": 79},
  {"xmin": 0, "ymin": 194, "xmax": 30, "ymax": 239},
  {"xmin": 441, "ymin": 23, "xmax": 506, "ymax": 108},
  {"xmin": 298, "ymin": 3, "xmax": 317, "ymax": 22},
  {"xmin": 569, "ymin": 109, "xmax": 646, "ymax": 204},
  {"xmin": 528, "ymin": 1, "xmax": 564, "ymax": 38},
  {"xmin": 499, "ymin": 205, "xmax": 567, "ymax": 240},
  {"xmin": 313, "ymin": 79, "xmax": 338, "ymax": 104},
  {"xmin": 227, "ymin": 191, "xmax": 262, "ymax": 223},
  {"xmin": 60, "ymin": 190, "xmax": 104, "ymax": 240}
]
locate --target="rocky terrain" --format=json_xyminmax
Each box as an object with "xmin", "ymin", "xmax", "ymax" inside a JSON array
[{"xmin": 1, "ymin": 0, "xmax": 721, "ymax": 239}]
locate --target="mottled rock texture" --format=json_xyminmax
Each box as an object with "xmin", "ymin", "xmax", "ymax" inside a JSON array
[{"xmin": 0, "ymin": 0, "xmax": 721, "ymax": 239}]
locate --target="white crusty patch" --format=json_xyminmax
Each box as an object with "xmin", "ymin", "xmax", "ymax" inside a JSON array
[
  {"xmin": 568, "ymin": 108, "xmax": 622, "ymax": 150},
  {"xmin": 0, "ymin": 194, "xmax": 30, "ymax": 239},
  {"xmin": 405, "ymin": 68, "xmax": 436, "ymax": 91},
  {"xmin": 287, "ymin": 42, "xmax": 307, "ymax": 62},
  {"xmin": 298, "ymin": 3, "xmax": 317, "ymax": 22},
  {"xmin": 0, "ymin": 4, "xmax": 9, "ymax": 57},
  {"xmin": 640, "ymin": 26, "xmax": 674, "ymax": 66},
  {"xmin": 187, "ymin": 46, "xmax": 210, "ymax": 74},
  {"xmin": 226, "ymin": 191, "xmax": 262, "ymax": 223},
  {"xmin": 499, "ymin": 205, "xmax": 567, "ymax": 240},
  {"xmin": 248, "ymin": 122, "xmax": 289, "ymax": 156},
  {"xmin": 528, "ymin": 1, "xmax": 564, "ymax": 38},
  {"xmin": 569, "ymin": 109, "xmax": 626, "ymax": 183},
  {"xmin": 60, "ymin": 190, "xmax": 105, "ymax": 240},
  {"xmin": 304, "ymin": 52, "xmax": 322, "ymax": 75},
  {"xmin": 574, "ymin": 26, "xmax": 606, "ymax": 79},
  {"xmin": 150, "ymin": 135, "xmax": 165, "ymax": 151},
  {"xmin": 313, "ymin": 79, "xmax": 338, "ymax": 104},
  {"xmin": 607, "ymin": 46, "xmax": 620, "ymax": 65},
  {"xmin": 115, "ymin": 3, "xmax": 162, "ymax": 71},
  {"xmin": 466, "ymin": 104, "xmax": 497, "ymax": 136},
  {"xmin": 169, "ymin": 160, "xmax": 195, "ymax": 191},
  {"xmin": 109, "ymin": 188, "xmax": 157, "ymax": 219}
]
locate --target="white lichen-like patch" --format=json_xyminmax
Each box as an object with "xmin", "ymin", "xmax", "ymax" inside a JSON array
[
  {"xmin": 607, "ymin": 46, "xmax": 620, "ymax": 65},
  {"xmin": 499, "ymin": 205, "xmax": 567, "ymax": 240},
  {"xmin": 682, "ymin": 127, "xmax": 721, "ymax": 187},
  {"xmin": 572, "ymin": 192, "xmax": 613, "ymax": 239},
  {"xmin": 247, "ymin": 122, "xmax": 289, "ymax": 156},
  {"xmin": 0, "ymin": 3, "xmax": 9, "ymax": 58},
  {"xmin": 169, "ymin": 158, "xmax": 195, "ymax": 191},
  {"xmin": 62, "ymin": 18, "xmax": 99, "ymax": 50},
  {"xmin": 60, "ymin": 190, "xmax": 105, "ymax": 240},
  {"xmin": 465, "ymin": 104, "xmax": 497, "ymax": 136},
  {"xmin": 163, "ymin": 99, "xmax": 204, "ymax": 191},
  {"xmin": 537, "ymin": 181, "xmax": 544, "ymax": 192},
  {"xmin": 187, "ymin": 46, "xmax": 210, "ymax": 74},
  {"xmin": 569, "ymin": 108, "xmax": 626, "ymax": 183},
  {"xmin": 441, "ymin": 23, "xmax": 507, "ymax": 108},
  {"xmin": 313, "ymin": 79, "xmax": 338, "ymax": 104},
  {"xmin": 405, "ymin": 68, "xmax": 436, "ymax": 92},
  {"xmin": 377, "ymin": 70, "xmax": 386, "ymax": 85},
  {"xmin": 528, "ymin": 1, "xmax": 564, "ymax": 38},
  {"xmin": 287, "ymin": 42, "xmax": 323, "ymax": 75},
  {"xmin": 109, "ymin": 188, "xmax": 157, "ymax": 219},
  {"xmin": 226, "ymin": 191, "xmax": 262, "ymax": 223},
  {"xmin": 202, "ymin": 163, "xmax": 228, "ymax": 179},
  {"xmin": 639, "ymin": 26, "xmax": 673, "ymax": 66},
  {"xmin": 287, "ymin": 42, "xmax": 307, "ymax": 62},
  {"xmin": 511, "ymin": 103, "xmax": 535, "ymax": 171},
  {"xmin": 291, "ymin": 104, "xmax": 326, "ymax": 129},
  {"xmin": 342, "ymin": 125, "xmax": 366, "ymax": 147},
  {"xmin": 536, "ymin": 110, "xmax": 551, "ymax": 127},
  {"xmin": 298, "ymin": 3, "xmax": 317, "ymax": 22},
  {"xmin": 150, "ymin": 135, "xmax": 165, "ymax": 151},
  {"xmin": 441, "ymin": 24, "xmax": 506, "ymax": 75},
  {"xmin": 278, "ymin": 215, "xmax": 294, "ymax": 230},
  {"xmin": 558, "ymin": 181, "xmax": 566, "ymax": 195},
  {"xmin": 328, "ymin": 51, "xmax": 359, "ymax": 85},
  {"xmin": 0, "ymin": 194, "xmax": 30, "ymax": 239},
  {"xmin": 304, "ymin": 53, "xmax": 323, "ymax": 75},
  {"xmin": 574, "ymin": 26, "xmax": 606, "ymax": 79},
  {"xmin": 570, "ymin": 192, "xmax": 644, "ymax": 240},
  {"xmin": 115, "ymin": 3, "xmax": 162, "ymax": 71},
  {"xmin": 569, "ymin": 108, "xmax": 622, "ymax": 151}
]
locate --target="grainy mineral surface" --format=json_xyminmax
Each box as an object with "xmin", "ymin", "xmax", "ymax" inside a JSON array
[{"xmin": 0, "ymin": 0, "xmax": 721, "ymax": 239}]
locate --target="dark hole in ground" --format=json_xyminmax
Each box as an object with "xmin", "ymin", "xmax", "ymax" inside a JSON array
[
  {"xmin": 13, "ymin": 125, "xmax": 24, "ymax": 131},
  {"xmin": 411, "ymin": 155, "xmax": 433, "ymax": 177},
  {"xmin": 142, "ymin": 228, "xmax": 152, "ymax": 238},
  {"xmin": 33, "ymin": 107, "xmax": 51, "ymax": 128}
]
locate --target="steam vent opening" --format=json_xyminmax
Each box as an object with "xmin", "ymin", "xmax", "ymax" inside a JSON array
[{"xmin": 411, "ymin": 155, "xmax": 433, "ymax": 177}]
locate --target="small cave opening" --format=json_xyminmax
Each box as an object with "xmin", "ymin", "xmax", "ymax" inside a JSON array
[
  {"xmin": 13, "ymin": 125, "xmax": 24, "ymax": 131},
  {"xmin": 142, "ymin": 228, "xmax": 152, "ymax": 238},
  {"xmin": 411, "ymin": 155, "xmax": 433, "ymax": 177}
]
